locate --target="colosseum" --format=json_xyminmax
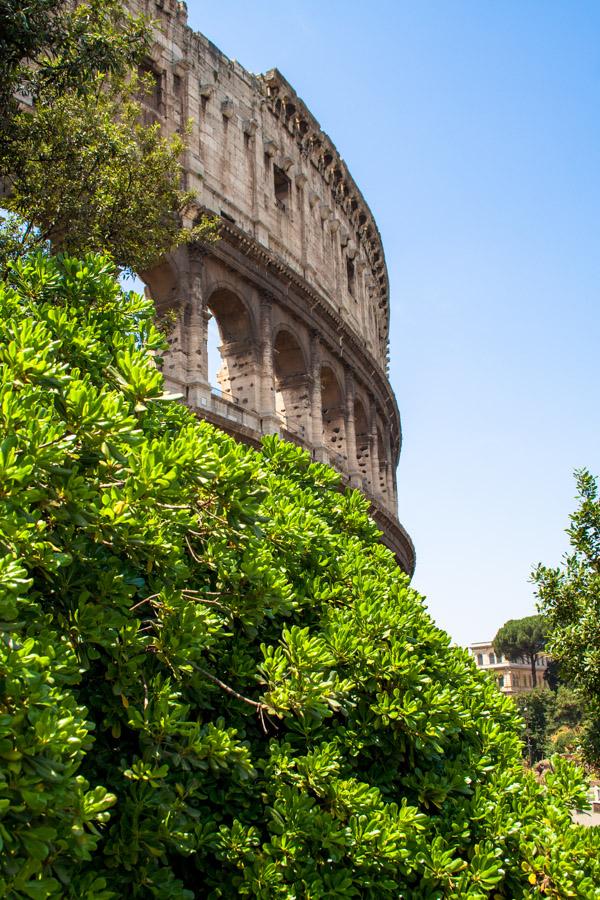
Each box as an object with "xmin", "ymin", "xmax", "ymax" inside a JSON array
[{"xmin": 132, "ymin": 0, "xmax": 415, "ymax": 575}]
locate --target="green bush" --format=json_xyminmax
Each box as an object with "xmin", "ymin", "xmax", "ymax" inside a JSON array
[{"xmin": 1, "ymin": 253, "xmax": 599, "ymax": 898}]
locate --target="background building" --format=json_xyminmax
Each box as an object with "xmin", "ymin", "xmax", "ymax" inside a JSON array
[
  {"xmin": 469, "ymin": 641, "xmax": 550, "ymax": 695},
  {"xmin": 129, "ymin": 0, "xmax": 414, "ymax": 574}
]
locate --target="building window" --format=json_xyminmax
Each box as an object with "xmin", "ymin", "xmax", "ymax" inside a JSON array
[
  {"xmin": 489, "ymin": 653, "xmax": 495, "ymax": 665},
  {"xmin": 497, "ymin": 653, "xmax": 503, "ymax": 663},
  {"xmin": 346, "ymin": 257, "xmax": 355, "ymax": 296},
  {"xmin": 476, "ymin": 653, "xmax": 483, "ymax": 666},
  {"xmin": 139, "ymin": 62, "xmax": 162, "ymax": 112},
  {"xmin": 498, "ymin": 675, "xmax": 504, "ymax": 688},
  {"xmin": 273, "ymin": 165, "xmax": 290, "ymax": 211}
]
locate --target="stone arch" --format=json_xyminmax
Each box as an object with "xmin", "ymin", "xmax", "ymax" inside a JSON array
[
  {"xmin": 376, "ymin": 424, "xmax": 389, "ymax": 498},
  {"xmin": 354, "ymin": 397, "xmax": 371, "ymax": 485},
  {"xmin": 140, "ymin": 258, "xmax": 179, "ymax": 313},
  {"xmin": 207, "ymin": 287, "xmax": 254, "ymax": 342},
  {"xmin": 206, "ymin": 287, "xmax": 258, "ymax": 408},
  {"xmin": 136, "ymin": 259, "xmax": 185, "ymax": 393},
  {"xmin": 273, "ymin": 329, "xmax": 310, "ymax": 438},
  {"xmin": 321, "ymin": 365, "xmax": 346, "ymax": 460}
]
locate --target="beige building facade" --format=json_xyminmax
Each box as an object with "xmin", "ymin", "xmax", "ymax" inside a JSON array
[
  {"xmin": 128, "ymin": 0, "xmax": 414, "ymax": 574},
  {"xmin": 469, "ymin": 641, "xmax": 550, "ymax": 696}
]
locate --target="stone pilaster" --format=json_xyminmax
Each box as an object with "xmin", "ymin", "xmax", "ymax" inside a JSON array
[
  {"xmin": 161, "ymin": 301, "xmax": 188, "ymax": 396},
  {"xmin": 344, "ymin": 370, "xmax": 360, "ymax": 483},
  {"xmin": 259, "ymin": 293, "xmax": 280, "ymax": 433},
  {"xmin": 370, "ymin": 430, "xmax": 381, "ymax": 499},
  {"xmin": 185, "ymin": 265, "xmax": 211, "ymax": 409},
  {"xmin": 384, "ymin": 429, "xmax": 396, "ymax": 512},
  {"xmin": 368, "ymin": 400, "xmax": 381, "ymax": 498},
  {"xmin": 309, "ymin": 333, "xmax": 326, "ymax": 459}
]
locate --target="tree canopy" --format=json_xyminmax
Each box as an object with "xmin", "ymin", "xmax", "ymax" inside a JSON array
[
  {"xmin": 0, "ymin": 0, "xmax": 147, "ymax": 119},
  {"xmin": 533, "ymin": 469, "xmax": 600, "ymax": 765},
  {"xmin": 0, "ymin": 0, "xmax": 215, "ymax": 272},
  {"xmin": 0, "ymin": 251, "xmax": 599, "ymax": 898},
  {"xmin": 515, "ymin": 687, "xmax": 584, "ymax": 766},
  {"xmin": 493, "ymin": 615, "xmax": 547, "ymax": 688}
]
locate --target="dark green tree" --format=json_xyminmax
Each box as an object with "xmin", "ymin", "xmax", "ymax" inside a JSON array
[
  {"xmin": 514, "ymin": 689, "xmax": 554, "ymax": 765},
  {"xmin": 1, "ymin": 250, "xmax": 599, "ymax": 898},
  {"xmin": 0, "ymin": 1, "xmax": 216, "ymax": 272},
  {"xmin": 533, "ymin": 470, "xmax": 600, "ymax": 698},
  {"xmin": 514, "ymin": 686, "xmax": 584, "ymax": 766},
  {"xmin": 551, "ymin": 685, "xmax": 585, "ymax": 731},
  {"xmin": 493, "ymin": 614, "xmax": 547, "ymax": 688},
  {"xmin": 0, "ymin": 0, "xmax": 147, "ymax": 119},
  {"xmin": 1, "ymin": 82, "xmax": 215, "ymax": 273},
  {"xmin": 533, "ymin": 469, "xmax": 600, "ymax": 766}
]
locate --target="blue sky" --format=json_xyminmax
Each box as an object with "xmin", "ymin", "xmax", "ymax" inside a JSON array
[{"xmin": 185, "ymin": 1, "xmax": 600, "ymax": 646}]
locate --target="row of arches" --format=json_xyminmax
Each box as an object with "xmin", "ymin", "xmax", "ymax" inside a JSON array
[
  {"xmin": 201, "ymin": 287, "xmax": 393, "ymax": 503},
  {"xmin": 141, "ymin": 252, "xmax": 397, "ymax": 510}
]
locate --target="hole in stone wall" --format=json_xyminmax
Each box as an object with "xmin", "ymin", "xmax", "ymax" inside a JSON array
[
  {"xmin": 273, "ymin": 165, "xmax": 291, "ymax": 211},
  {"xmin": 138, "ymin": 61, "xmax": 162, "ymax": 111},
  {"xmin": 346, "ymin": 257, "xmax": 355, "ymax": 296}
]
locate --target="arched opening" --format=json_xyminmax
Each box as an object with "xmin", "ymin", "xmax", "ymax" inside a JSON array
[
  {"xmin": 354, "ymin": 399, "xmax": 370, "ymax": 486},
  {"xmin": 207, "ymin": 315, "xmax": 221, "ymax": 388},
  {"xmin": 321, "ymin": 366, "xmax": 345, "ymax": 460},
  {"xmin": 273, "ymin": 330, "xmax": 309, "ymax": 438},
  {"xmin": 123, "ymin": 264, "xmax": 184, "ymax": 391},
  {"xmin": 207, "ymin": 288, "xmax": 257, "ymax": 408},
  {"xmin": 139, "ymin": 258, "xmax": 178, "ymax": 314},
  {"xmin": 376, "ymin": 426, "xmax": 388, "ymax": 498}
]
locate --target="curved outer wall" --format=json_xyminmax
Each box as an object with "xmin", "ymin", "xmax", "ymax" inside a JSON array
[{"xmin": 131, "ymin": 0, "xmax": 414, "ymax": 575}]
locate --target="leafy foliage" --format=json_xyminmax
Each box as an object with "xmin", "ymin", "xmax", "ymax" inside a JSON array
[
  {"xmin": 0, "ymin": 1, "xmax": 216, "ymax": 272},
  {"xmin": 2, "ymin": 80, "xmax": 215, "ymax": 272},
  {"xmin": 533, "ymin": 469, "xmax": 600, "ymax": 766},
  {"xmin": 0, "ymin": 0, "xmax": 147, "ymax": 120},
  {"xmin": 515, "ymin": 687, "xmax": 585, "ymax": 765},
  {"xmin": 493, "ymin": 615, "xmax": 546, "ymax": 688},
  {"xmin": 533, "ymin": 470, "xmax": 600, "ymax": 696},
  {"xmin": 1, "ymin": 253, "xmax": 599, "ymax": 897}
]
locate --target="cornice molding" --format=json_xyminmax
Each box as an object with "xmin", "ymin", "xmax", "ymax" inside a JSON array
[{"xmin": 258, "ymin": 68, "xmax": 390, "ymax": 340}]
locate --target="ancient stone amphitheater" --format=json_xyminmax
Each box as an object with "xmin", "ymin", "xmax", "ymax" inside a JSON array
[{"xmin": 134, "ymin": 0, "xmax": 415, "ymax": 575}]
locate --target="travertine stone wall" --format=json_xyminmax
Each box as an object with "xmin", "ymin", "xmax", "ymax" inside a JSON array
[{"xmin": 129, "ymin": 0, "xmax": 414, "ymax": 575}]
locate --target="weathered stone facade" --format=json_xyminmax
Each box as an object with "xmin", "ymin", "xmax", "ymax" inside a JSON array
[{"xmin": 132, "ymin": 0, "xmax": 414, "ymax": 574}]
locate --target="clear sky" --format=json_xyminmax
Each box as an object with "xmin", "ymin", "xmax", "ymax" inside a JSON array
[{"xmin": 185, "ymin": 0, "xmax": 600, "ymax": 647}]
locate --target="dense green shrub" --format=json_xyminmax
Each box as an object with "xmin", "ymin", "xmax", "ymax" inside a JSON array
[{"xmin": 1, "ymin": 253, "xmax": 599, "ymax": 898}]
